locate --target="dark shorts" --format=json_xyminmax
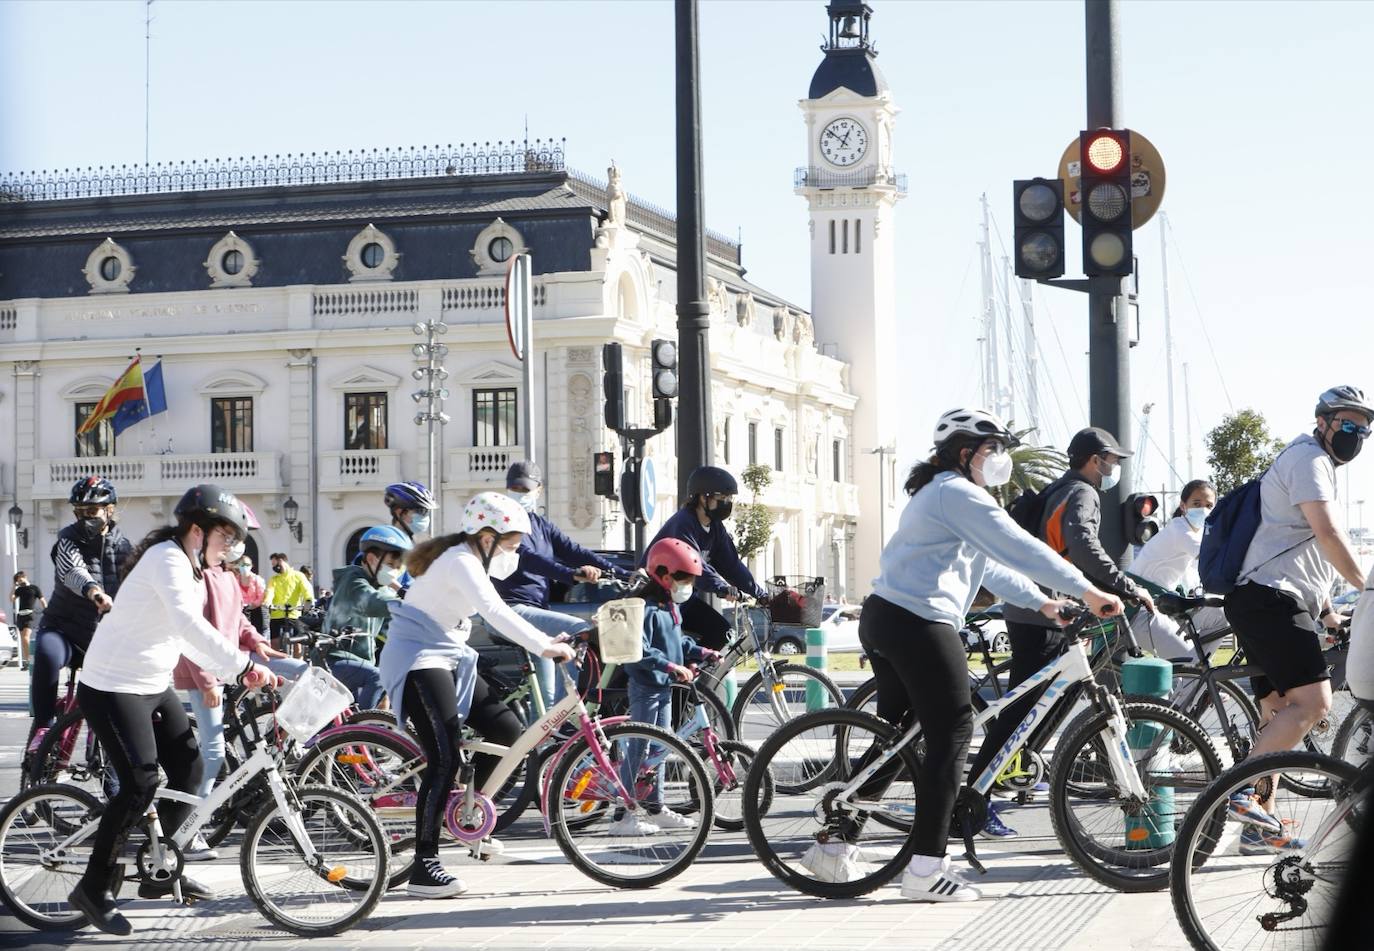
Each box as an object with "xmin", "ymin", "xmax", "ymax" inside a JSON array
[{"xmin": 1223, "ymin": 582, "xmax": 1330, "ymax": 701}]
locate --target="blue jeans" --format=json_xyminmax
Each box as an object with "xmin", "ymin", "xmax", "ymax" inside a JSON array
[
  {"xmin": 620, "ymin": 679, "xmax": 672, "ymax": 811},
  {"xmin": 509, "ymin": 604, "xmax": 590, "ymax": 709},
  {"xmin": 185, "ymin": 688, "xmax": 225, "ymax": 801},
  {"xmin": 327, "ymin": 655, "xmax": 385, "ymax": 710},
  {"xmin": 254, "ymin": 652, "xmax": 310, "ymax": 681}
]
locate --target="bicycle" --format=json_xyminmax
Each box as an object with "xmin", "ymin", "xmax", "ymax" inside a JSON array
[
  {"xmin": 1169, "ymin": 748, "xmax": 1369, "ymax": 950},
  {"xmin": 298, "ymin": 636, "xmax": 714, "ymax": 890},
  {"xmin": 741, "ymin": 603, "xmax": 1224, "ymax": 898},
  {"xmin": 0, "ymin": 677, "xmax": 390, "ymax": 937}
]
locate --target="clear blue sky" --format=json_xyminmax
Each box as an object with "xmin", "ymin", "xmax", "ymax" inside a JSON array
[{"xmin": 4, "ymin": 1, "xmax": 1372, "ymax": 520}]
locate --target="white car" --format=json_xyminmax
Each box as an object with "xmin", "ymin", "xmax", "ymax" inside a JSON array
[
  {"xmin": 766, "ymin": 603, "xmax": 863, "ymax": 655},
  {"xmin": 0, "ymin": 612, "xmax": 17, "ymax": 667}
]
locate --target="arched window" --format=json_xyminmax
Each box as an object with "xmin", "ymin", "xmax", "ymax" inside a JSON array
[
  {"xmin": 343, "ymin": 527, "xmax": 369, "ymax": 567},
  {"xmin": 243, "ymin": 534, "xmax": 261, "ymax": 572}
]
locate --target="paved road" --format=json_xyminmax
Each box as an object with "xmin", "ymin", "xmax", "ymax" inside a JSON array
[{"xmin": 0, "ymin": 662, "xmax": 1201, "ymax": 950}]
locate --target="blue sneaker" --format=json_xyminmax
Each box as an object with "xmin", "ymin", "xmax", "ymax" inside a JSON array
[
  {"xmin": 1239, "ymin": 824, "xmax": 1306, "ymax": 856},
  {"xmin": 979, "ymin": 802, "xmax": 1018, "ymax": 839},
  {"xmin": 1227, "ymin": 788, "xmax": 1282, "ymax": 833}
]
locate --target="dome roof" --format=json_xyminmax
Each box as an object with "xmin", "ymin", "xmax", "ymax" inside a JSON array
[{"xmin": 808, "ymin": 47, "xmax": 888, "ymax": 100}]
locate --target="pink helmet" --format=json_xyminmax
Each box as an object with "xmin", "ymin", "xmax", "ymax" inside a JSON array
[
  {"xmin": 240, "ymin": 501, "xmax": 261, "ymax": 531},
  {"xmin": 646, "ymin": 537, "xmax": 703, "ymax": 593}
]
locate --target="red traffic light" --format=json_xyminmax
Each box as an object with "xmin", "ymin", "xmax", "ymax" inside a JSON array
[
  {"xmin": 1083, "ymin": 130, "xmax": 1128, "ymax": 175},
  {"xmin": 1135, "ymin": 495, "xmax": 1157, "ymax": 517}
]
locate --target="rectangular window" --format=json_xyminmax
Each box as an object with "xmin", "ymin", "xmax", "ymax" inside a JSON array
[
  {"xmin": 842, "ymin": 219, "xmax": 849, "ymax": 254},
  {"xmin": 854, "ymin": 218, "xmax": 861, "ymax": 254},
  {"xmin": 833, "ymin": 439, "xmax": 843, "ymax": 482},
  {"xmin": 344, "ymin": 392, "xmax": 388, "ymax": 450},
  {"xmin": 211, "ymin": 397, "xmax": 254, "ymax": 453},
  {"xmin": 774, "ymin": 427, "xmax": 784, "ymax": 471},
  {"xmin": 473, "ymin": 387, "xmax": 518, "ymax": 447},
  {"xmin": 723, "ymin": 418, "xmax": 731, "ymax": 465},
  {"xmin": 748, "ymin": 421, "xmax": 758, "ymax": 466},
  {"xmin": 828, "ymin": 220, "xmax": 835, "ymax": 255},
  {"xmin": 74, "ymin": 403, "xmax": 113, "ymax": 458}
]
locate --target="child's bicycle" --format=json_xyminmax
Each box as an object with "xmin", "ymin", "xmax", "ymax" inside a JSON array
[
  {"xmin": 297, "ymin": 635, "xmax": 715, "ymax": 889},
  {"xmin": 0, "ymin": 676, "xmax": 390, "ymax": 937}
]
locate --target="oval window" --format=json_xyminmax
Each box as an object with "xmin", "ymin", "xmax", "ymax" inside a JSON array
[
  {"xmin": 222, "ymin": 249, "xmax": 244, "ymax": 275},
  {"xmin": 99, "ymin": 256, "xmax": 122, "ymax": 281}
]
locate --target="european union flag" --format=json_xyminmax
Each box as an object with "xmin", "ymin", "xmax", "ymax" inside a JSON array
[{"xmin": 111, "ymin": 360, "xmax": 168, "ymax": 437}]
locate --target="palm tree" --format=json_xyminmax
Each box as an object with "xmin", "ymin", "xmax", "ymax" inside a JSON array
[{"xmin": 991, "ymin": 427, "xmax": 1067, "ymax": 507}]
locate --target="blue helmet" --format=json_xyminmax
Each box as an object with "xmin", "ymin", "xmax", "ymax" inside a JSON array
[
  {"xmin": 359, "ymin": 524, "xmax": 414, "ymax": 555},
  {"xmin": 384, "ymin": 481, "xmax": 436, "ymax": 512}
]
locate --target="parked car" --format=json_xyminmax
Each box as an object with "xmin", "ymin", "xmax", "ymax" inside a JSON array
[
  {"xmin": 961, "ymin": 604, "xmax": 1011, "ymax": 655},
  {"xmin": 768, "ymin": 603, "xmax": 862, "ymax": 655},
  {"xmin": 0, "ymin": 609, "xmax": 17, "ymax": 667}
]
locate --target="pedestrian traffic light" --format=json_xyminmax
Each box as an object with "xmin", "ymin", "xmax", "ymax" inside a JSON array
[
  {"xmin": 620, "ymin": 457, "xmax": 643, "ymax": 523},
  {"xmin": 1013, "ymin": 178, "xmax": 1065, "ymax": 279},
  {"xmin": 603, "ymin": 342, "xmax": 625, "ymax": 432},
  {"xmin": 1124, "ymin": 492, "xmax": 1161, "ymax": 546},
  {"xmin": 593, "ymin": 450, "xmax": 616, "ymax": 498},
  {"xmin": 1079, "ymin": 129, "xmax": 1134, "ymax": 277}
]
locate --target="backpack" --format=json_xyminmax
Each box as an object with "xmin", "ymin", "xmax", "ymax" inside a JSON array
[
  {"xmin": 1008, "ymin": 485, "xmax": 1051, "ymax": 537},
  {"xmin": 1197, "ymin": 477, "xmax": 1264, "ymax": 595}
]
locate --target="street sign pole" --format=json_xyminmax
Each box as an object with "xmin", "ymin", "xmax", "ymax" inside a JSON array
[{"xmin": 1085, "ymin": 0, "xmax": 1131, "ymax": 562}]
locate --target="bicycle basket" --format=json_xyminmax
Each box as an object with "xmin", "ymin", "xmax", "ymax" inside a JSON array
[
  {"xmin": 274, "ymin": 666, "xmax": 353, "ymax": 744},
  {"xmin": 765, "ymin": 576, "xmax": 826, "ymax": 627},
  {"xmin": 594, "ymin": 598, "xmax": 646, "ymax": 664}
]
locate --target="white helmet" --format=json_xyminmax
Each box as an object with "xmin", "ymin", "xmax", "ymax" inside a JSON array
[
  {"xmin": 932, "ymin": 408, "xmax": 1018, "ymax": 448},
  {"xmin": 461, "ymin": 491, "xmax": 531, "ymax": 537}
]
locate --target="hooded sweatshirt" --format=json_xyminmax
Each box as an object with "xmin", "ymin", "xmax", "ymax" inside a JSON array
[{"xmin": 324, "ymin": 564, "xmax": 399, "ymax": 664}]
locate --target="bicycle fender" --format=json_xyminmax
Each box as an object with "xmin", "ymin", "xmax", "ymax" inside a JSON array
[{"xmin": 304, "ymin": 722, "xmax": 420, "ymax": 755}]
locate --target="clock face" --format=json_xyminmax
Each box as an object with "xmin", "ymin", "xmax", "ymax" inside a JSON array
[{"xmin": 819, "ymin": 117, "xmax": 868, "ymax": 167}]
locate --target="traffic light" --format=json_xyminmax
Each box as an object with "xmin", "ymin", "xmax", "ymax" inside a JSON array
[
  {"xmin": 1124, "ymin": 492, "xmax": 1162, "ymax": 546},
  {"xmin": 650, "ymin": 339, "xmax": 678, "ymax": 400},
  {"xmin": 1013, "ymin": 178, "xmax": 1065, "ymax": 279},
  {"xmin": 1079, "ymin": 129, "xmax": 1134, "ymax": 277},
  {"xmin": 620, "ymin": 457, "xmax": 643, "ymax": 523},
  {"xmin": 603, "ymin": 342, "xmax": 625, "ymax": 432},
  {"xmin": 593, "ymin": 450, "xmax": 616, "ymax": 498}
]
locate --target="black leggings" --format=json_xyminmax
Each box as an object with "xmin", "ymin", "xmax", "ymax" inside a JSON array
[
  {"xmin": 402, "ymin": 669, "xmax": 523, "ymax": 858},
  {"xmin": 858, "ymin": 595, "xmax": 974, "ymax": 857},
  {"xmin": 75, "ymin": 684, "xmax": 203, "ymax": 895},
  {"xmin": 963, "ymin": 619, "xmax": 1064, "ymax": 783},
  {"xmin": 28, "ymin": 626, "xmax": 88, "ymax": 743}
]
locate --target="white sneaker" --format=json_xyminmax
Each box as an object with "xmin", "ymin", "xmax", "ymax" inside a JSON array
[
  {"xmin": 645, "ymin": 809, "xmax": 696, "ymax": 831},
  {"xmin": 183, "ymin": 833, "xmax": 219, "ymax": 863},
  {"xmin": 606, "ymin": 812, "xmax": 661, "ymax": 837},
  {"xmin": 900, "ymin": 855, "xmax": 982, "ymax": 902},
  {"xmin": 468, "ymin": 836, "xmax": 505, "ymax": 859},
  {"xmin": 800, "ymin": 841, "xmax": 861, "ymax": 883}
]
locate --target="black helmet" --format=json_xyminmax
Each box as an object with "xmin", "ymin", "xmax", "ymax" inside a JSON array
[
  {"xmin": 174, "ymin": 483, "xmax": 250, "ymax": 541},
  {"xmin": 69, "ymin": 476, "xmax": 117, "ymax": 506},
  {"xmin": 686, "ymin": 466, "xmax": 739, "ymax": 497}
]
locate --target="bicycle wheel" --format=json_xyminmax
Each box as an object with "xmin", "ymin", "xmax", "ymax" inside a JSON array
[
  {"xmin": 240, "ymin": 784, "xmax": 389, "ymax": 937},
  {"xmin": 843, "ymin": 677, "xmax": 880, "ymax": 717},
  {"xmin": 679, "ymin": 738, "xmax": 772, "ymax": 832},
  {"xmin": 1169, "ymin": 668, "xmax": 1260, "ymax": 768},
  {"xmin": 1332, "ymin": 704, "xmax": 1373, "ymax": 766},
  {"xmin": 674, "ymin": 682, "xmax": 737, "ymax": 743},
  {"xmin": 1049, "ymin": 699, "xmax": 1223, "ymax": 892},
  {"xmin": 0, "ymin": 784, "xmax": 104, "ymax": 931},
  {"xmin": 743, "ymin": 708, "xmax": 920, "ymax": 899},
  {"xmin": 1169, "ymin": 751, "xmax": 1363, "ymax": 951},
  {"xmin": 548, "ymin": 722, "xmax": 713, "ymax": 888},
  {"xmin": 30, "ymin": 711, "xmax": 116, "ymax": 800},
  {"xmin": 732, "ymin": 662, "xmax": 845, "ymax": 747},
  {"xmin": 295, "ymin": 728, "xmax": 425, "ymax": 889}
]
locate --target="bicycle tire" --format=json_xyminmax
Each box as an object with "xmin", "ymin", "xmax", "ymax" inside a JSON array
[
  {"xmin": 843, "ymin": 677, "xmax": 879, "ymax": 717},
  {"xmin": 548, "ymin": 722, "xmax": 713, "ymax": 889},
  {"xmin": 742, "ymin": 707, "xmax": 921, "ymax": 899},
  {"xmin": 0, "ymin": 783, "xmax": 104, "ymax": 931},
  {"xmin": 1332, "ymin": 703, "xmax": 1373, "ymax": 765},
  {"xmin": 240, "ymin": 783, "xmax": 389, "ymax": 936},
  {"xmin": 1167, "ymin": 667, "xmax": 1260, "ymax": 766},
  {"xmin": 731, "ymin": 662, "xmax": 845, "ymax": 742},
  {"xmin": 1169, "ymin": 751, "xmax": 1363, "ymax": 951},
  {"xmin": 711, "ymin": 739, "xmax": 771, "ymax": 832},
  {"xmin": 1049, "ymin": 699, "xmax": 1222, "ymax": 893}
]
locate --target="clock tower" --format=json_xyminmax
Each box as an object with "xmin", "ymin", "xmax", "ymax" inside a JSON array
[{"xmin": 797, "ymin": 1, "xmax": 904, "ymax": 595}]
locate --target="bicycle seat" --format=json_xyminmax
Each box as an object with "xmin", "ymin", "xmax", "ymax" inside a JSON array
[{"xmin": 1156, "ymin": 592, "xmax": 1226, "ymax": 618}]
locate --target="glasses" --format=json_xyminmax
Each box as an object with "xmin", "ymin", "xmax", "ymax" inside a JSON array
[
  {"xmin": 1332, "ymin": 419, "xmax": 1371, "ymax": 438},
  {"xmin": 72, "ymin": 506, "xmax": 105, "ymax": 518},
  {"xmin": 210, "ymin": 525, "xmax": 239, "ymax": 545}
]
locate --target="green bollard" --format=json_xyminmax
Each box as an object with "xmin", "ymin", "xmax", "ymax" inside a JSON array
[
  {"xmin": 721, "ymin": 666, "xmax": 738, "ymax": 710},
  {"xmin": 805, "ymin": 627, "xmax": 827, "ymax": 711},
  {"xmin": 1121, "ymin": 655, "xmax": 1175, "ymax": 849}
]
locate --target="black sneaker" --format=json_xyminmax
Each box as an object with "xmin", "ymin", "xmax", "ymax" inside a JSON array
[
  {"xmin": 407, "ymin": 856, "xmax": 468, "ymax": 899},
  {"xmin": 68, "ymin": 885, "xmax": 132, "ymax": 936}
]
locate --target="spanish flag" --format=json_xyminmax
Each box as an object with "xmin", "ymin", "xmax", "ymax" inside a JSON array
[{"xmin": 77, "ymin": 356, "xmax": 166, "ymax": 437}]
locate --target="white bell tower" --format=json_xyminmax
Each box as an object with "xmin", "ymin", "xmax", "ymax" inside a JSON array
[{"xmin": 797, "ymin": 1, "xmax": 904, "ymax": 596}]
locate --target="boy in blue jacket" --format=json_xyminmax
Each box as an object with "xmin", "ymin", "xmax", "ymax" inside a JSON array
[{"xmin": 608, "ymin": 537, "xmax": 719, "ymax": 836}]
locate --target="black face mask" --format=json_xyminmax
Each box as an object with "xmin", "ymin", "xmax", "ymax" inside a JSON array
[
  {"xmin": 1328, "ymin": 426, "xmax": 1365, "ymax": 465},
  {"xmin": 77, "ymin": 516, "xmax": 106, "ymax": 539},
  {"xmin": 706, "ymin": 500, "xmax": 733, "ymax": 522},
  {"xmin": 272, "ymin": 564, "xmax": 284, "ymax": 574}
]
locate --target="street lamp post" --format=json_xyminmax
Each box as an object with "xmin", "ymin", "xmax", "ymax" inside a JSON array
[
  {"xmin": 412, "ymin": 320, "xmax": 451, "ymax": 528},
  {"xmin": 866, "ymin": 445, "xmax": 896, "ymax": 562}
]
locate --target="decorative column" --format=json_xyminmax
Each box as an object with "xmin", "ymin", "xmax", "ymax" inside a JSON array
[{"xmin": 285, "ymin": 350, "xmax": 315, "ymax": 568}]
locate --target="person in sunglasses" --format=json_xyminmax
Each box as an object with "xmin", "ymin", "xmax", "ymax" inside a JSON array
[{"xmin": 1220, "ymin": 386, "xmax": 1372, "ymax": 848}]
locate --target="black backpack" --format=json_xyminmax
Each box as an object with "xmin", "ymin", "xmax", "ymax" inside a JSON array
[{"xmin": 1008, "ymin": 482, "xmax": 1054, "ymax": 537}]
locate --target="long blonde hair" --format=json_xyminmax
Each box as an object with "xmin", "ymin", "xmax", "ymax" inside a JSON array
[{"xmin": 405, "ymin": 528, "xmax": 525, "ymax": 577}]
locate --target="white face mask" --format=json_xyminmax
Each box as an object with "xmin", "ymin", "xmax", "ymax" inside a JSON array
[
  {"xmin": 487, "ymin": 547, "xmax": 521, "ymax": 581},
  {"xmin": 1184, "ymin": 507, "xmax": 1209, "ymax": 531},
  {"xmin": 510, "ymin": 490, "xmax": 538, "ymax": 514},
  {"xmin": 670, "ymin": 581, "xmax": 695, "ymax": 604},
  {"xmin": 226, "ymin": 539, "xmax": 246, "ymax": 563},
  {"xmin": 1098, "ymin": 460, "xmax": 1121, "ymax": 492},
  {"xmin": 407, "ymin": 512, "xmax": 431, "ymax": 535},
  {"xmin": 376, "ymin": 564, "xmax": 404, "ymax": 587},
  {"xmin": 977, "ymin": 450, "xmax": 1013, "ymax": 488}
]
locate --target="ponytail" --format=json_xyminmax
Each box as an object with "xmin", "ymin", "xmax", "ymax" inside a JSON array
[
  {"xmin": 903, "ymin": 434, "xmax": 984, "ymax": 496},
  {"xmin": 405, "ymin": 532, "xmax": 469, "ymax": 578}
]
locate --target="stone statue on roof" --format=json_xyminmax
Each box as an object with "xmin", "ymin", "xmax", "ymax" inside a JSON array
[{"xmin": 607, "ymin": 162, "xmax": 627, "ymax": 227}]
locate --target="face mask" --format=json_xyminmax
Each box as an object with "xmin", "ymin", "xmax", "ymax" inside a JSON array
[
  {"xmin": 1327, "ymin": 423, "xmax": 1366, "ymax": 465},
  {"xmin": 978, "ymin": 450, "xmax": 1013, "ymax": 488},
  {"xmin": 77, "ymin": 515, "xmax": 106, "ymax": 539},
  {"xmin": 226, "ymin": 539, "xmax": 246, "ymax": 563},
  {"xmin": 1184, "ymin": 507, "xmax": 1209, "ymax": 531},
  {"xmin": 1098, "ymin": 460, "xmax": 1121, "ymax": 492},
  {"xmin": 237, "ymin": 564, "xmax": 250, "ymax": 575},
  {"xmin": 510, "ymin": 491, "xmax": 538, "ymax": 514},
  {"xmin": 376, "ymin": 565, "xmax": 403, "ymax": 587},
  {"xmin": 486, "ymin": 547, "xmax": 520, "ymax": 581},
  {"xmin": 408, "ymin": 512, "xmax": 432, "ymax": 535},
  {"xmin": 706, "ymin": 500, "xmax": 733, "ymax": 522},
  {"xmin": 272, "ymin": 563, "xmax": 284, "ymax": 574},
  {"xmin": 670, "ymin": 581, "xmax": 695, "ymax": 604}
]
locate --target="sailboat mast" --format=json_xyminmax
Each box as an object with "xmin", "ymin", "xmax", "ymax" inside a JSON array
[
  {"xmin": 1183, "ymin": 360, "xmax": 1195, "ymax": 476},
  {"xmin": 1160, "ymin": 212, "xmax": 1177, "ymax": 488},
  {"xmin": 1021, "ymin": 278, "xmax": 1040, "ymax": 437},
  {"xmin": 1003, "ymin": 254, "xmax": 1015, "ymax": 423},
  {"xmin": 980, "ymin": 195, "xmax": 996, "ymax": 412}
]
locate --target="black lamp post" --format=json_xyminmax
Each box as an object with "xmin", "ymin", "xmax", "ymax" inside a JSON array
[
  {"xmin": 282, "ymin": 496, "xmax": 303, "ymax": 543},
  {"xmin": 7, "ymin": 504, "xmax": 27, "ymax": 549}
]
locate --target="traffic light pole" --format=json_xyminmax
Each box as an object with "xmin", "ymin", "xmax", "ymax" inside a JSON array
[
  {"xmin": 1085, "ymin": 0, "xmax": 1131, "ymax": 563},
  {"xmin": 674, "ymin": 0, "xmax": 714, "ymax": 501}
]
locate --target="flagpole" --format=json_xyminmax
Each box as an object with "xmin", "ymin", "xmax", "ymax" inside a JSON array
[{"xmin": 133, "ymin": 349, "xmax": 146, "ymax": 455}]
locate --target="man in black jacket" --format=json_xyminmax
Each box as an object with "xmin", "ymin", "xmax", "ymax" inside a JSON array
[{"xmin": 26, "ymin": 477, "xmax": 132, "ymax": 753}]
